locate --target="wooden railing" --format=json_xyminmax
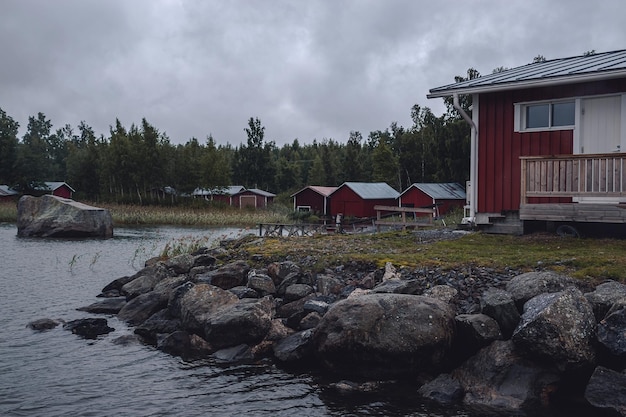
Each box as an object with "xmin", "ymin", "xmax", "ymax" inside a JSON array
[{"xmin": 520, "ymin": 153, "xmax": 626, "ymax": 203}]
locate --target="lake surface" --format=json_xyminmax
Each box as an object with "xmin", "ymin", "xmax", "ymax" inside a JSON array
[{"xmin": 0, "ymin": 223, "xmax": 482, "ymax": 416}]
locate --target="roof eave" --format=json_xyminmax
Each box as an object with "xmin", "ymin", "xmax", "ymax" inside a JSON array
[{"xmin": 427, "ymin": 70, "xmax": 626, "ymax": 99}]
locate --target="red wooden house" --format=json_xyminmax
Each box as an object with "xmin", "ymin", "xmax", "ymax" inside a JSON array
[
  {"xmin": 329, "ymin": 182, "xmax": 399, "ymax": 218},
  {"xmin": 428, "ymin": 49, "xmax": 626, "ymax": 234},
  {"xmin": 399, "ymin": 183, "xmax": 466, "ymax": 217},
  {"xmin": 34, "ymin": 182, "xmax": 75, "ymax": 199},
  {"xmin": 0, "ymin": 185, "xmax": 19, "ymax": 201},
  {"xmin": 232, "ymin": 188, "xmax": 276, "ymax": 209},
  {"xmin": 291, "ymin": 186, "xmax": 337, "ymax": 216}
]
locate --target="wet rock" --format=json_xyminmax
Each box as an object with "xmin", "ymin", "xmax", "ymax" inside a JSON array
[
  {"xmin": 417, "ymin": 373, "xmax": 464, "ymax": 406},
  {"xmin": 213, "ymin": 344, "xmax": 253, "ymax": 363},
  {"xmin": 121, "ymin": 263, "xmax": 172, "ymax": 299},
  {"xmin": 506, "ymin": 271, "xmax": 575, "ymax": 310},
  {"xmin": 64, "ymin": 318, "xmax": 114, "ymax": 339},
  {"xmin": 584, "ymin": 366, "xmax": 626, "ymax": 416},
  {"xmin": 453, "ymin": 340, "xmax": 560, "ymax": 415},
  {"xmin": 157, "ymin": 330, "xmax": 213, "ymax": 359},
  {"xmin": 480, "ymin": 288, "xmax": 520, "ymax": 338},
  {"xmin": 77, "ymin": 297, "xmax": 127, "ymax": 314},
  {"xmin": 204, "ymin": 296, "xmax": 274, "ymax": 349},
  {"xmin": 134, "ymin": 309, "xmax": 182, "ymax": 344},
  {"xmin": 118, "ymin": 291, "xmax": 169, "ymax": 326},
  {"xmin": 27, "ymin": 318, "xmax": 64, "ymax": 331},
  {"xmin": 512, "ymin": 287, "xmax": 597, "ymax": 372},
  {"xmin": 175, "ymin": 283, "xmax": 239, "ymax": 334},
  {"xmin": 585, "ymin": 280, "xmax": 626, "ymax": 321},
  {"xmin": 273, "ymin": 328, "xmax": 315, "ymax": 362},
  {"xmin": 313, "ymin": 293, "xmax": 455, "ymax": 378}
]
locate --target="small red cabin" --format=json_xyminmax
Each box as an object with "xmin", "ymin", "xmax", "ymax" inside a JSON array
[
  {"xmin": 34, "ymin": 182, "xmax": 75, "ymax": 199},
  {"xmin": 291, "ymin": 186, "xmax": 337, "ymax": 216},
  {"xmin": 232, "ymin": 188, "xmax": 276, "ymax": 209},
  {"xmin": 399, "ymin": 183, "xmax": 466, "ymax": 217},
  {"xmin": 329, "ymin": 182, "xmax": 399, "ymax": 218},
  {"xmin": 0, "ymin": 185, "xmax": 19, "ymax": 201}
]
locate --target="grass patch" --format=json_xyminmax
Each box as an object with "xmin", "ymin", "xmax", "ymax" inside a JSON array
[
  {"xmin": 240, "ymin": 231, "xmax": 626, "ymax": 282},
  {"xmin": 0, "ymin": 202, "xmax": 17, "ymax": 223}
]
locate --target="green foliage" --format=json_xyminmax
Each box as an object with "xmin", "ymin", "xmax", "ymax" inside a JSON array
[{"xmin": 1, "ymin": 67, "xmax": 476, "ymax": 202}]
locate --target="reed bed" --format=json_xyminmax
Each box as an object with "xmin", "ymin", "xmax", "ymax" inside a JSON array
[
  {"xmin": 0, "ymin": 202, "xmax": 17, "ymax": 223},
  {"xmin": 97, "ymin": 203, "xmax": 291, "ymax": 227}
]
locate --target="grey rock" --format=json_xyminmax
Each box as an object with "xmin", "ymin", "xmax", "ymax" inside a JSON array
[
  {"xmin": 63, "ymin": 318, "xmax": 114, "ymax": 339},
  {"xmin": 284, "ymin": 283, "xmax": 314, "ymax": 301},
  {"xmin": 313, "ymin": 293, "xmax": 455, "ymax": 378},
  {"xmin": 77, "ymin": 297, "xmax": 126, "ymax": 314},
  {"xmin": 247, "ymin": 271, "xmax": 276, "ymax": 295},
  {"xmin": 480, "ymin": 287, "xmax": 520, "ymax": 338},
  {"xmin": 512, "ymin": 287, "xmax": 597, "ymax": 372},
  {"xmin": 273, "ymin": 329, "xmax": 314, "ymax": 362},
  {"xmin": 584, "ymin": 366, "xmax": 626, "ymax": 416},
  {"xmin": 27, "ymin": 318, "xmax": 64, "ymax": 331},
  {"xmin": 17, "ymin": 194, "xmax": 113, "ymax": 238},
  {"xmin": 117, "ymin": 291, "xmax": 169, "ymax": 326},
  {"xmin": 585, "ymin": 280, "xmax": 626, "ymax": 321},
  {"xmin": 506, "ymin": 271, "xmax": 575, "ymax": 310},
  {"xmin": 417, "ymin": 373, "xmax": 464, "ymax": 406},
  {"xmin": 196, "ymin": 260, "xmax": 250, "ymax": 289}
]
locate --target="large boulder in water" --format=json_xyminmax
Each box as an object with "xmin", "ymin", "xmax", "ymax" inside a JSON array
[
  {"xmin": 17, "ymin": 194, "xmax": 113, "ymax": 238},
  {"xmin": 312, "ymin": 293, "xmax": 455, "ymax": 378}
]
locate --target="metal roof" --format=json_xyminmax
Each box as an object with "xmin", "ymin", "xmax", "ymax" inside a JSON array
[
  {"xmin": 290, "ymin": 185, "xmax": 337, "ymax": 198},
  {"xmin": 193, "ymin": 185, "xmax": 245, "ymax": 196},
  {"xmin": 34, "ymin": 182, "xmax": 76, "ymax": 192},
  {"xmin": 0, "ymin": 185, "xmax": 18, "ymax": 196},
  {"xmin": 335, "ymin": 182, "xmax": 400, "ymax": 199},
  {"xmin": 244, "ymin": 188, "xmax": 276, "ymax": 198},
  {"xmin": 401, "ymin": 183, "xmax": 466, "ymax": 200},
  {"xmin": 428, "ymin": 49, "xmax": 626, "ymax": 98}
]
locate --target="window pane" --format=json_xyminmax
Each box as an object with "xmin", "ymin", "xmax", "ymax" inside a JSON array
[
  {"xmin": 552, "ymin": 101, "xmax": 575, "ymax": 126},
  {"xmin": 526, "ymin": 104, "xmax": 549, "ymax": 128}
]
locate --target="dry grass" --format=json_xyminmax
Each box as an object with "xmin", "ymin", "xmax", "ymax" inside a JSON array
[{"xmin": 241, "ymin": 230, "xmax": 626, "ymax": 282}]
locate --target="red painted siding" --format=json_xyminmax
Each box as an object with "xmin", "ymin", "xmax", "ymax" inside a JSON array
[
  {"xmin": 329, "ymin": 186, "xmax": 396, "ymax": 218},
  {"xmin": 233, "ymin": 191, "xmax": 274, "ymax": 208},
  {"xmin": 478, "ymin": 79, "xmax": 626, "ymax": 213},
  {"xmin": 400, "ymin": 188, "xmax": 464, "ymax": 216},
  {"xmin": 53, "ymin": 186, "xmax": 72, "ymax": 199},
  {"xmin": 293, "ymin": 188, "xmax": 329, "ymax": 215}
]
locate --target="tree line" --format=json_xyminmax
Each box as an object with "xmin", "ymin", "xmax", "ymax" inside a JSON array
[{"xmin": 0, "ymin": 70, "xmax": 478, "ymax": 205}]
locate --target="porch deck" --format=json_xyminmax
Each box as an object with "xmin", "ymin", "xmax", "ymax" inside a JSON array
[{"xmin": 519, "ymin": 153, "xmax": 626, "ymax": 224}]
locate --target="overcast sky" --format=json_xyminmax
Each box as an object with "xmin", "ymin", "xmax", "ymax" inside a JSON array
[{"xmin": 2, "ymin": 0, "xmax": 624, "ymax": 147}]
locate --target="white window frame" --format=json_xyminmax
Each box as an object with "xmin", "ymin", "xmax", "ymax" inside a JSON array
[
  {"xmin": 514, "ymin": 99, "xmax": 576, "ymax": 133},
  {"xmin": 296, "ymin": 205, "xmax": 311, "ymax": 212}
]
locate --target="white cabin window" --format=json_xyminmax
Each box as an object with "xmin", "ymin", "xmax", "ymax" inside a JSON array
[{"xmin": 514, "ymin": 100, "xmax": 575, "ymax": 132}]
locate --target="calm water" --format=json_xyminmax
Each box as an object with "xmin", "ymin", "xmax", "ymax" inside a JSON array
[{"xmin": 0, "ymin": 222, "xmax": 474, "ymax": 417}]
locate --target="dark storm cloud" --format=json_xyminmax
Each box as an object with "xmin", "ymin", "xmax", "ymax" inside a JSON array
[{"xmin": 1, "ymin": 0, "xmax": 624, "ymax": 146}]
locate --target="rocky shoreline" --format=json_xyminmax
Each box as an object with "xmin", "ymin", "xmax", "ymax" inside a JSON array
[{"xmin": 31, "ymin": 230, "xmax": 626, "ymax": 416}]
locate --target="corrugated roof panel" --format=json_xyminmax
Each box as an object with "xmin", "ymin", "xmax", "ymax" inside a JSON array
[
  {"xmin": 428, "ymin": 49, "xmax": 626, "ymax": 97},
  {"xmin": 343, "ymin": 182, "xmax": 400, "ymax": 199},
  {"xmin": 410, "ymin": 183, "xmax": 466, "ymax": 200}
]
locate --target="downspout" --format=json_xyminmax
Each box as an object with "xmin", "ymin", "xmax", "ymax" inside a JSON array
[{"xmin": 453, "ymin": 93, "xmax": 478, "ymax": 226}]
